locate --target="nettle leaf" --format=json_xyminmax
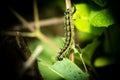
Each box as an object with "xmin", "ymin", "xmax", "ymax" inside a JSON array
[
  {"xmin": 52, "ymin": 58, "xmax": 89, "ymax": 80},
  {"xmin": 90, "ymin": 9, "xmax": 115, "ymax": 27}
]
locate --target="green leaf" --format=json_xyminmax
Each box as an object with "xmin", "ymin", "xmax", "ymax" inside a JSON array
[
  {"xmin": 94, "ymin": 57, "xmax": 114, "ymax": 67},
  {"xmin": 73, "ymin": 4, "xmax": 91, "ymax": 33},
  {"xmin": 38, "ymin": 62, "xmax": 64, "ymax": 80},
  {"xmin": 52, "ymin": 58, "xmax": 89, "ymax": 80},
  {"xmin": 73, "ymin": 3, "xmax": 105, "ymax": 35},
  {"xmin": 74, "ymin": 18, "xmax": 91, "ymax": 33},
  {"xmin": 90, "ymin": 9, "xmax": 115, "ymax": 27},
  {"xmin": 73, "ymin": 4, "xmax": 91, "ymax": 18}
]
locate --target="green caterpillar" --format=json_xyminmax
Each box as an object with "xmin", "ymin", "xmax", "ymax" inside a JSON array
[{"xmin": 57, "ymin": 5, "xmax": 76, "ymax": 61}]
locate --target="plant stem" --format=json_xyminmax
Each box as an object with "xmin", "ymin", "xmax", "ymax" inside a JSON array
[
  {"xmin": 79, "ymin": 54, "xmax": 88, "ymax": 73},
  {"xmin": 65, "ymin": 0, "xmax": 72, "ymax": 9}
]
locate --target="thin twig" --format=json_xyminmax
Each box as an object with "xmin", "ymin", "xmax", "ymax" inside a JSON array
[
  {"xmin": 34, "ymin": 0, "xmax": 40, "ymax": 29},
  {"xmin": 10, "ymin": 9, "xmax": 35, "ymax": 32},
  {"xmin": 32, "ymin": 17, "xmax": 64, "ymax": 27},
  {"xmin": 13, "ymin": 17, "xmax": 64, "ymax": 30},
  {"xmin": 1, "ymin": 31, "xmax": 36, "ymax": 37},
  {"xmin": 23, "ymin": 45, "xmax": 43, "ymax": 70},
  {"xmin": 79, "ymin": 54, "xmax": 88, "ymax": 73}
]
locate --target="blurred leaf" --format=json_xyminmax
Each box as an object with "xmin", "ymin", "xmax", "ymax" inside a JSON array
[
  {"xmin": 90, "ymin": 9, "xmax": 115, "ymax": 27},
  {"xmin": 73, "ymin": 4, "xmax": 91, "ymax": 33},
  {"xmin": 74, "ymin": 18, "xmax": 91, "ymax": 33},
  {"xmin": 73, "ymin": 3, "xmax": 105, "ymax": 35},
  {"xmin": 82, "ymin": 39, "xmax": 100, "ymax": 66},
  {"xmin": 73, "ymin": 3, "xmax": 114, "ymax": 37},
  {"xmin": 94, "ymin": 57, "xmax": 114, "ymax": 67},
  {"xmin": 73, "ymin": 4, "xmax": 91, "ymax": 18},
  {"xmin": 52, "ymin": 58, "xmax": 89, "ymax": 80}
]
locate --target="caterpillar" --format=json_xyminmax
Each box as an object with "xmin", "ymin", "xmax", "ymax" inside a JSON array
[{"xmin": 57, "ymin": 5, "xmax": 76, "ymax": 61}]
